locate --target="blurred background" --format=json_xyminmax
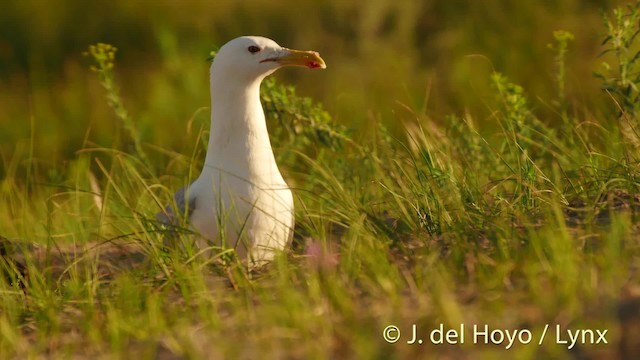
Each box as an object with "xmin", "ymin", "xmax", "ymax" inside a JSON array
[{"xmin": 0, "ymin": 0, "xmax": 628, "ymax": 176}]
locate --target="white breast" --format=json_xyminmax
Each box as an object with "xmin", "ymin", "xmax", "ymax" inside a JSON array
[{"xmin": 190, "ymin": 168, "xmax": 293, "ymax": 264}]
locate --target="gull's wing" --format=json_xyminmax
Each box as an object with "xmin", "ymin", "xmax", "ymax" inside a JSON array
[{"xmin": 156, "ymin": 185, "xmax": 197, "ymax": 225}]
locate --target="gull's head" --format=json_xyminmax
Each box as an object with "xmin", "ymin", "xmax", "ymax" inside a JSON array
[{"xmin": 211, "ymin": 36, "xmax": 326, "ymax": 82}]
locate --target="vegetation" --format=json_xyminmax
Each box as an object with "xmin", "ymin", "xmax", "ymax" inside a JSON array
[{"xmin": 1, "ymin": 1, "xmax": 640, "ymax": 359}]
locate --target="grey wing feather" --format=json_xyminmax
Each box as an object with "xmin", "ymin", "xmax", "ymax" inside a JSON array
[{"xmin": 156, "ymin": 185, "xmax": 197, "ymax": 225}]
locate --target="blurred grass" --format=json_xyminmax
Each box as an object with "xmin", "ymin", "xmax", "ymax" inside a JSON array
[
  {"xmin": 2, "ymin": 0, "xmax": 640, "ymax": 359},
  {"xmin": 0, "ymin": 0, "xmax": 628, "ymax": 171}
]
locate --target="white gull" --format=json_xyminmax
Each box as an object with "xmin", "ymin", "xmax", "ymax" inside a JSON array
[{"xmin": 158, "ymin": 36, "xmax": 326, "ymax": 265}]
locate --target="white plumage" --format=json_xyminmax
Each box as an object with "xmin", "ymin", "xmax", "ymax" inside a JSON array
[{"xmin": 158, "ymin": 36, "xmax": 326, "ymax": 265}]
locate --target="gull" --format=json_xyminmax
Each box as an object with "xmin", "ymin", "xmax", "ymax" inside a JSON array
[{"xmin": 157, "ymin": 36, "xmax": 326, "ymax": 265}]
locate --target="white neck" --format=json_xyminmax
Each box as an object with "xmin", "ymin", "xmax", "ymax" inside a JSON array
[{"xmin": 200, "ymin": 68, "xmax": 281, "ymax": 186}]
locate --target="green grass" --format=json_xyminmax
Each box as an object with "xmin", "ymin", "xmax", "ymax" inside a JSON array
[{"xmin": 2, "ymin": 1, "xmax": 640, "ymax": 359}]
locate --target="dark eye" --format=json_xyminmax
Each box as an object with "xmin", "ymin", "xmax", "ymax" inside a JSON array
[{"xmin": 248, "ymin": 45, "xmax": 261, "ymax": 54}]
